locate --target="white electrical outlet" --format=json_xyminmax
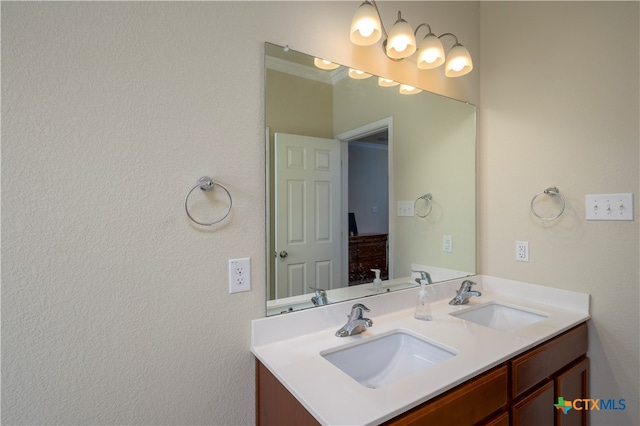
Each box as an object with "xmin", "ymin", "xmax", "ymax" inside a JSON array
[
  {"xmin": 515, "ymin": 241, "xmax": 529, "ymax": 262},
  {"xmin": 443, "ymin": 235, "xmax": 453, "ymax": 253},
  {"xmin": 397, "ymin": 201, "xmax": 414, "ymax": 217},
  {"xmin": 229, "ymin": 257, "xmax": 251, "ymax": 293}
]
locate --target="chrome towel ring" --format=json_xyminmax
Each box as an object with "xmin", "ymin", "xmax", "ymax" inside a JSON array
[
  {"xmin": 185, "ymin": 176, "xmax": 232, "ymax": 226},
  {"xmin": 530, "ymin": 187, "xmax": 565, "ymax": 221},
  {"xmin": 415, "ymin": 193, "xmax": 433, "ymax": 218}
]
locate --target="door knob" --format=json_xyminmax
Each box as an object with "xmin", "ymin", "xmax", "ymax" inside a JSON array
[{"xmin": 279, "ymin": 250, "xmax": 288, "ymax": 258}]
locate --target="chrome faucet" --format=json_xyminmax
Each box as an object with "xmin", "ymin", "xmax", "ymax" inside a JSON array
[
  {"xmin": 412, "ymin": 269, "xmax": 433, "ymax": 285},
  {"xmin": 449, "ymin": 280, "xmax": 481, "ymax": 305},
  {"xmin": 335, "ymin": 303, "xmax": 373, "ymax": 337},
  {"xmin": 310, "ymin": 287, "xmax": 328, "ymax": 306}
]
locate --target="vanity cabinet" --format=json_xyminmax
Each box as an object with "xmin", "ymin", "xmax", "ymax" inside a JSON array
[
  {"xmin": 348, "ymin": 233, "xmax": 388, "ymax": 285},
  {"xmin": 510, "ymin": 322, "xmax": 589, "ymax": 426},
  {"xmin": 255, "ymin": 323, "xmax": 588, "ymax": 426}
]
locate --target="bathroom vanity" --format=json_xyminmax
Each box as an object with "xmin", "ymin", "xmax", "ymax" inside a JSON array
[{"xmin": 252, "ymin": 276, "xmax": 590, "ymax": 425}]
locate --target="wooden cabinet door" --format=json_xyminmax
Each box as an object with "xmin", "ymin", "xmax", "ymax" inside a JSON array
[
  {"xmin": 484, "ymin": 411, "xmax": 509, "ymax": 426},
  {"xmin": 555, "ymin": 357, "xmax": 589, "ymax": 426},
  {"xmin": 256, "ymin": 360, "xmax": 319, "ymax": 426},
  {"xmin": 511, "ymin": 380, "xmax": 554, "ymax": 426},
  {"xmin": 511, "ymin": 323, "xmax": 587, "ymax": 399}
]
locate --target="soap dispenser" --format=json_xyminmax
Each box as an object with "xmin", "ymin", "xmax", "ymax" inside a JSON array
[
  {"xmin": 371, "ymin": 269, "xmax": 382, "ymax": 292},
  {"xmin": 414, "ymin": 280, "xmax": 433, "ymax": 321}
]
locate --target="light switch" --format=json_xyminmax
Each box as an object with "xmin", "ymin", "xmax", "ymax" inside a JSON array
[
  {"xmin": 397, "ymin": 201, "xmax": 414, "ymax": 217},
  {"xmin": 586, "ymin": 193, "xmax": 634, "ymax": 221}
]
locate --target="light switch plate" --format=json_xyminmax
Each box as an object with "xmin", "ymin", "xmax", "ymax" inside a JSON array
[
  {"xmin": 397, "ymin": 201, "xmax": 414, "ymax": 217},
  {"xmin": 585, "ymin": 193, "xmax": 634, "ymax": 221}
]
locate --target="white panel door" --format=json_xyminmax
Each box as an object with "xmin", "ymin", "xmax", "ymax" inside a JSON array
[{"xmin": 274, "ymin": 133, "xmax": 342, "ymax": 298}]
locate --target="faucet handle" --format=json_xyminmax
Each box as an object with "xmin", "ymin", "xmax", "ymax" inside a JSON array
[
  {"xmin": 348, "ymin": 303, "xmax": 370, "ymax": 319},
  {"xmin": 351, "ymin": 303, "xmax": 370, "ymax": 312},
  {"xmin": 459, "ymin": 280, "xmax": 477, "ymax": 293},
  {"xmin": 309, "ymin": 287, "xmax": 328, "ymax": 306}
]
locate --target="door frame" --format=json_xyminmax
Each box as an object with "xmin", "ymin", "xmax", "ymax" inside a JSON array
[{"xmin": 335, "ymin": 117, "xmax": 394, "ymax": 285}]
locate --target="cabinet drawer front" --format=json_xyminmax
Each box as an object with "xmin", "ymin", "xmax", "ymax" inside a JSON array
[
  {"xmin": 512, "ymin": 323, "xmax": 588, "ymax": 399},
  {"xmin": 386, "ymin": 365, "xmax": 508, "ymax": 426}
]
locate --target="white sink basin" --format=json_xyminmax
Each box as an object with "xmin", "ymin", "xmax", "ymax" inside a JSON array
[
  {"xmin": 321, "ymin": 330, "xmax": 457, "ymax": 389},
  {"xmin": 450, "ymin": 302, "xmax": 548, "ymax": 332}
]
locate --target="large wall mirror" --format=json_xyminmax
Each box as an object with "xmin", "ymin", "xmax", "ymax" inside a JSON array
[{"xmin": 265, "ymin": 42, "xmax": 476, "ymax": 316}]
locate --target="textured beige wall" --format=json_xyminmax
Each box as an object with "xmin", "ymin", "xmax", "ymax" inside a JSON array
[
  {"xmin": 479, "ymin": 2, "xmax": 639, "ymax": 424},
  {"xmin": 4, "ymin": 2, "xmax": 638, "ymax": 425},
  {"xmin": 1, "ymin": 2, "xmax": 479, "ymax": 424}
]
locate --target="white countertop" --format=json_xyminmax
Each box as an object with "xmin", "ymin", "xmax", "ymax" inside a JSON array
[{"xmin": 252, "ymin": 275, "xmax": 590, "ymax": 425}]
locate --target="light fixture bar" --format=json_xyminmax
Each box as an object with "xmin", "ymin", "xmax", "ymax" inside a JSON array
[{"xmin": 349, "ymin": 1, "xmax": 473, "ymax": 77}]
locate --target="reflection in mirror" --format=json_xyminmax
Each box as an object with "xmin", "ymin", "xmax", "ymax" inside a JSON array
[{"xmin": 265, "ymin": 42, "xmax": 475, "ymax": 316}]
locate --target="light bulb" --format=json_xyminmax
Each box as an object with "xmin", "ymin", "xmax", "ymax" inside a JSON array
[
  {"xmin": 378, "ymin": 77, "xmax": 399, "ymax": 87},
  {"xmin": 314, "ymin": 58, "xmax": 340, "ymax": 70},
  {"xmin": 423, "ymin": 50, "xmax": 438, "ymax": 63},
  {"xmin": 348, "ymin": 68, "xmax": 372, "ymax": 79},
  {"xmin": 450, "ymin": 59, "xmax": 465, "ymax": 72},
  {"xmin": 390, "ymin": 36, "xmax": 410, "ymax": 52},
  {"xmin": 399, "ymin": 84, "xmax": 422, "ymax": 95},
  {"xmin": 358, "ymin": 23, "xmax": 375, "ymax": 38}
]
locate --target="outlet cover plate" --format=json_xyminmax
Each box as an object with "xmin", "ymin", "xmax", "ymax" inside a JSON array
[
  {"xmin": 443, "ymin": 235, "xmax": 453, "ymax": 253},
  {"xmin": 515, "ymin": 241, "xmax": 529, "ymax": 262},
  {"xmin": 229, "ymin": 257, "xmax": 251, "ymax": 293}
]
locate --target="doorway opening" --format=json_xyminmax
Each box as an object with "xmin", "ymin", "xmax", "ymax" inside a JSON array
[{"xmin": 337, "ymin": 117, "xmax": 393, "ymax": 286}]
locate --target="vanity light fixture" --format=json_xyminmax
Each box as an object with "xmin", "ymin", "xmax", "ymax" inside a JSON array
[
  {"xmin": 399, "ymin": 84, "xmax": 422, "ymax": 95},
  {"xmin": 314, "ymin": 58, "xmax": 340, "ymax": 70},
  {"xmin": 378, "ymin": 77, "xmax": 399, "ymax": 87},
  {"xmin": 348, "ymin": 68, "xmax": 373, "ymax": 79},
  {"xmin": 349, "ymin": 0, "xmax": 473, "ymax": 77}
]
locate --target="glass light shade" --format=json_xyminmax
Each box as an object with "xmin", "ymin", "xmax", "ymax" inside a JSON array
[
  {"xmin": 348, "ymin": 68, "xmax": 373, "ymax": 79},
  {"xmin": 386, "ymin": 16, "xmax": 416, "ymax": 59},
  {"xmin": 378, "ymin": 77, "xmax": 399, "ymax": 87},
  {"xmin": 314, "ymin": 58, "xmax": 340, "ymax": 70},
  {"xmin": 445, "ymin": 44, "xmax": 473, "ymax": 77},
  {"xmin": 416, "ymin": 35, "xmax": 445, "ymax": 70},
  {"xmin": 399, "ymin": 84, "xmax": 422, "ymax": 95},
  {"xmin": 350, "ymin": 1, "xmax": 382, "ymax": 46}
]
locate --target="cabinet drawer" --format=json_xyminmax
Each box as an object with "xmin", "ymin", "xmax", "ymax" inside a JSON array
[
  {"xmin": 385, "ymin": 364, "xmax": 508, "ymax": 426},
  {"xmin": 511, "ymin": 323, "xmax": 588, "ymax": 399}
]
